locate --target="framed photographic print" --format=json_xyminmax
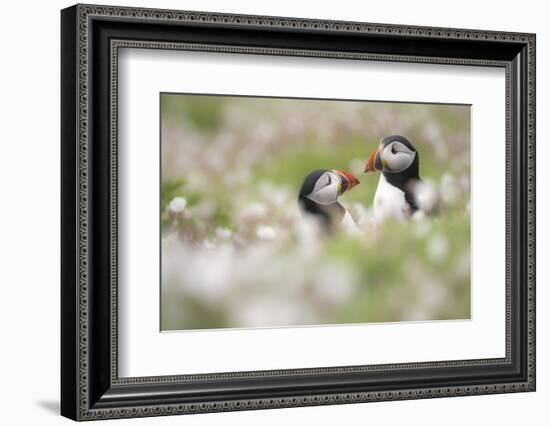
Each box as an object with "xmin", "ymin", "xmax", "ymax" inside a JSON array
[{"xmin": 61, "ymin": 4, "xmax": 536, "ymax": 421}]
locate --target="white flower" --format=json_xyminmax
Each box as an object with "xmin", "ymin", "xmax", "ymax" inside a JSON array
[
  {"xmin": 413, "ymin": 180, "xmax": 439, "ymax": 214},
  {"xmin": 215, "ymin": 227, "xmax": 233, "ymax": 240},
  {"xmin": 256, "ymin": 225, "xmax": 276, "ymax": 240},
  {"xmin": 168, "ymin": 196, "xmax": 187, "ymax": 214},
  {"xmin": 411, "ymin": 210, "xmax": 426, "ymax": 221},
  {"xmin": 238, "ymin": 202, "xmax": 267, "ymax": 222}
]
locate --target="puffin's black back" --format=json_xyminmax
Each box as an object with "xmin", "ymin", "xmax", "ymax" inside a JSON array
[{"xmin": 298, "ymin": 169, "xmax": 345, "ymax": 231}]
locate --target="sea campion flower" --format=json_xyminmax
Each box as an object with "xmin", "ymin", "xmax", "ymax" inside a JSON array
[
  {"xmin": 215, "ymin": 227, "xmax": 233, "ymax": 240},
  {"xmin": 168, "ymin": 197, "xmax": 188, "ymax": 232},
  {"xmin": 413, "ymin": 180, "xmax": 439, "ymax": 214},
  {"xmin": 168, "ymin": 196, "xmax": 187, "ymax": 215},
  {"xmin": 256, "ymin": 225, "xmax": 276, "ymax": 240},
  {"xmin": 238, "ymin": 202, "xmax": 268, "ymax": 222}
]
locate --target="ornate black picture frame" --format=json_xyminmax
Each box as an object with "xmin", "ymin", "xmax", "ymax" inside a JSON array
[{"xmin": 61, "ymin": 3, "xmax": 536, "ymax": 421}]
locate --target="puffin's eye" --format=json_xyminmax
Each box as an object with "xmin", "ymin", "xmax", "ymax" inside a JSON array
[
  {"xmin": 391, "ymin": 144, "xmax": 397, "ymax": 155},
  {"xmin": 325, "ymin": 175, "xmax": 332, "ymax": 186}
]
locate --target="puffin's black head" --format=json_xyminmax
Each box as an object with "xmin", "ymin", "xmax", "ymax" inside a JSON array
[
  {"xmin": 299, "ymin": 169, "xmax": 359, "ymax": 205},
  {"xmin": 364, "ymin": 135, "xmax": 419, "ymax": 176},
  {"xmin": 298, "ymin": 169, "xmax": 359, "ymax": 230}
]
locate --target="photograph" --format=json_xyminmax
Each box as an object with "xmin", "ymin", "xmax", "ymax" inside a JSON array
[{"xmin": 160, "ymin": 94, "xmax": 472, "ymax": 331}]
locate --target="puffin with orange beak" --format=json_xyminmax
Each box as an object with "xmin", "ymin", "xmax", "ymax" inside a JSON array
[
  {"xmin": 364, "ymin": 135, "xmax": 422, "ymax": 221},
  {"xmin": 298, "ymin": 169, "xmax": 360, "ymax": 233}
]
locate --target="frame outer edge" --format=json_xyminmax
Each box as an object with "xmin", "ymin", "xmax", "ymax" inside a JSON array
[
  {"xmin": 61, "ymin": 4, "xmax": 80, "ymax": 422},
  {"xmin": 527, "ymin": 33, "xmax": 536, "ymax": 390},
  {"xmin": 77, "ymin": 2, "xmax": 90, "ymax": 420},
  {"xmin": 66, "ymin": 4, "xmax": 536, "ymax": 421}
]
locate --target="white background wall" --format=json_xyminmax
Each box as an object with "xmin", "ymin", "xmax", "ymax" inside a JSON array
[{"xmin": 0, "ymin": 0, "xmax": 546, "ymax": 424}]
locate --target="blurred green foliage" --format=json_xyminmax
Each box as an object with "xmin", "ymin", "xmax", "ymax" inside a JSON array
[
  {"xmin": 162, "ymin": 94, "xmax": 225, "ymax": 132},
  {"xmin": 324, "ymin": 213, "xmax": 471, "ymax": 323}
]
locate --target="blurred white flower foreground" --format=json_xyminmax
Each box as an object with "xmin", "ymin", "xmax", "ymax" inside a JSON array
[
  {"xmin": 161, "ymin": 183, "xmax": 470, "ymax": 330},
  {"xmin": 163, "ymin": 205, "xmax": 360, "ymax": 329}
]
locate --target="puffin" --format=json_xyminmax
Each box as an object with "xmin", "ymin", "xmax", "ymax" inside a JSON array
[
  {"xmin": 298, "ymin": 169, "xmax": 360, "ymax": 233},
  {"xmin": 364, "ymin": 135, "xmax": 430, "ymax": 221}
]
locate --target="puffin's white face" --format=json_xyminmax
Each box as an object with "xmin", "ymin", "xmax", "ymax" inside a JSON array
[
  {"xmin": 381, "ymin": 140, "xmax": 416, "ymax": 173},
  {"xmin": 306, "ymin": 171, "xmax": 341, "ymax": 205}
]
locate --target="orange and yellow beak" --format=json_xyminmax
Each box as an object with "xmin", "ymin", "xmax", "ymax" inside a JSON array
[
  {"xmin": 364, "ymin": 147, "xmax": 382, "ymax": 173},
  {"xmin": 334, "ymin": 169, "xmax": 359, "ymax": 195}
]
